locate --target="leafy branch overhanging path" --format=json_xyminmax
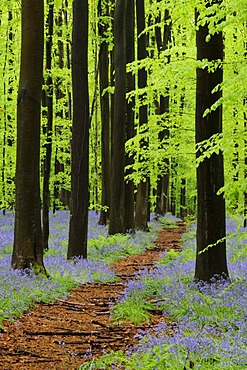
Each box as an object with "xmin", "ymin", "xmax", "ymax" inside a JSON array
[{"xmin": 0, "ymin": 223, "xmax": 185, "ymax": 370}]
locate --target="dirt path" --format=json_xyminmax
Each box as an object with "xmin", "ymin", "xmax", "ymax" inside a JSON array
[{"xmin": 0, "ymin": 223, "xmax": 185, "ymax": 370}]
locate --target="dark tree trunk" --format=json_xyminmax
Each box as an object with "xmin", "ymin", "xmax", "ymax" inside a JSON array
[
  {"xmin": 98, "ymin": 0, "xmax": 110, "ymax": 226},
  {"xmin": 194, "ymin": 5, "xmax": 229, "ymax": 282},
  {"xmin": 124, "ymin": 0, "xmax": 135, "ymax": 232},
  {"xmin": 42, "ymin": 0, "xmax": 54, "ymax": 251},
  {"xmin": 180, "ymin": 178, "xmax": 186, "ymax": 219},
  {"xmin": 244, "ymin": 37, "xmax": 247, "ymax": 227},
  {"xmin": 155, "ymin": 8, "xmax": 171, "ymax": 216},
  {"xmin": 63, "ymin": 0, "xmax": 72, "ymax": 121},
  {"xmin": 12, "ymin": 0, "xmax": 45, "ymax": 273},
  {"xmin": 92, "ymin": 30, "xmax": 99, "ymax": 212},
  {"xmin": 68, "ymin": 0, "xmax": 89, "ymax": 259},
  {"xmin": 244, "ymin": 104, "xmax": 247, "ymax": 227},
  {"xmin": 52, "ymin": 9, "xmax": 70, "ymax": 211},
  {"xmin": 156, "ymin": 166, "xmax": 169, "ymax": 215},
  {"xmin": 135, "ymin": 0, "xmax": 149, "ymax": 231},
  {"xmin": 2, "ymin": 10, "xmax": 14, "ymax": 212},
  {"xmin": 231, "ymin": 113, "xmax": 239, "ymax": 211},
  {"xmin": 109, "ymin": 0, "xmax": 127, "ymax": 235},
  {"xmin": 169, "ymin": 159, "xmax": 176, "ymax": 215},
  {"xmin": 53, "ymin": 11, "xmax": 64, "ymax": 213}
]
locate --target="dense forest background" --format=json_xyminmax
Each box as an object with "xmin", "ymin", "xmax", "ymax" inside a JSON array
[
  {"xmin": 0, "ymin": 0, "xmax": 246, "ymax": 215},
  {"xmin": 0, "ymin": 0, "xmax": 247, "ymax": 275}
]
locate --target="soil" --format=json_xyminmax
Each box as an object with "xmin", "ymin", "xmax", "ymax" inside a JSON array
[{"xmin": 0, "ymin": 223, "xmax": 186, "ymax": 370}]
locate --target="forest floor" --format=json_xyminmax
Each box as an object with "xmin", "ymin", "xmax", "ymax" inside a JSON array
[{"xmin": 0, "ymin": 223, "xmax": 185, "ymax": 370}]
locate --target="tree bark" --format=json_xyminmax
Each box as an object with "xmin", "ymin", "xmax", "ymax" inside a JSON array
[
  {"xmin": 108, "ymin": 0, "xmax": 127, "ymax": 235},
  {"xmin": 68, "ymin": 0, "xmax": 89, "ymax": 259},
  {"xmin": 194, "ymin": 4, "xmax": 229, "ymax": 282},
  {"xmin": 2, "ymin": 10, "xmax": 14, "ymax": 213},
  {"xmin": 180, "ymin": 178, "xmax": 186, "ymax": 219},
  {"xmin": 124, "ymin": 0, "xmax": 135, "ymax": 232},
  {"xmin": 12, "ymin": 0, "xmax": 45, "ymax": 273},
  {"xmin": 98, "ymin": 0, "xmax": 110, "ymax": 226},
  {"xmin": 135, "ymin": 0, "xmax": 149, "ymax": 231},
  {"xmin": 155, "ymin": 7, "xmax": 171, "ymax": 215},
  {"xmin": 42, "ymin": 0, "xmax": 54, "ymax": 251}
]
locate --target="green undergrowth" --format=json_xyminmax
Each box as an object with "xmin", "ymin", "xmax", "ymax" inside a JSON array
[
  {"xmin": 80, "ymin": 219, "xmax": 247, "ymax": 369},
  {"xmin": 0, "ymin": 213, "xmax": 177, "ymax": 329}
]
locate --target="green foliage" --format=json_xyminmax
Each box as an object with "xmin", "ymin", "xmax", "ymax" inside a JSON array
[
  {"xmin": 158, "ymin": 249, "xmax": 179, "ymax": 266},
  {"xmin": 0, "ymin": 0, "xmax": 245, "ymax": 219},
  {"xmin": 158, "ymin": 216, "xmax": 178, "ymax": 229},
  {"xmin": 111, "ymin": 298, "xmax": 152, "ymax": 325}
]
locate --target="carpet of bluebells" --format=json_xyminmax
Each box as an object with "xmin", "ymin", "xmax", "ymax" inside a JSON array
[
  {"xmin": 0, "ymin": 210, "xmax": 161, "ymax": 328},
  {"xmin": 81, "ymin": 217, "xmax": 247, "ymax": 369}
]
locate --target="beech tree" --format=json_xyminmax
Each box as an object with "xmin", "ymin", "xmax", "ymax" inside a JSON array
[
  {"xmin": 125, "ymin": 0, "xmax": 135, "ymax": 232},
  {"xmin": 108, "ymin": 0, "xmax": 127, "ymax": 235},
  {"xmin": 42, "ymin": 0, "xmax": 54, "ymax": 250},
  {"xmin": 98, "ymin": 0, "xmax": 110, "ymax": 226},
  {"xmin": 67, "ymin": 0, "xmax": 90, "ymax": 259},
  {"xmin": 135, "ymin": 0, "xmax": 149, "ymax": 231},
  {"xmin": 194, "ymin": 1, "xmax": 229, "ymax": 282},
  {"xmin": 155, "ymin": 7, "xmax": 171, "ymax": 216},
  {"xmin": 12, "ymin": 0, "xmax": 45, "ymax": 272}
]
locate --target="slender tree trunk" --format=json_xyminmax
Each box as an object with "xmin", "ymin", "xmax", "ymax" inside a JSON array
[
  {"xmin": 244, "ymin": 34, "xmax": 247, "ymax": 227},
  {"xmin": 108, "ymin": 0, "xmax": 127, "ymax": 235},
  {"xmin": 2, "ymin": 10, "xmax": 15, "ymax": 212},
  {"xmin": 98, "ymin": 0, "xmax": 110, "ymax": 225},
  {"xmin": 155, "ymin": 7, "xmax": 171, "ymax": 215},
  {"xmin": 244, "ymin": 104, "xmax": 247, "ymax": 227},
  {"xmin": 180, "ymin": 178, "xmax": 186, "ymax": 219},
  {"xmin": 12, "ymin": 0, "xmax": 45, "ymax": 273},
  {"xmin": 135, "ymin": 0, "xmax": 149, "ymax": 231},
  {"xmin": 93, "ymin": 25, "xmax": 99, "ymax": 212},
  {"xmin": 67, "ymin": 0, "xmax": 89, "ymax": 259},
  {"xmin": 2, "ymin": 11, "xmax": 12, "ymax": 212},
  {"xmin": 125, "ymin": 0, "xmax": 135, "ymax": 232},
  {"xmin": 194, "ymin": 4, "xmax": 229, "ymax": 282},
  {"xmin": 53, "ymin": 10, "xmax": 64, "ymax": 212},
  {"xmin": 42, "ymin": 0, "xmax": 54, "ymax": 251},
  {"xmin": 63, "ymin": 0, "xmax": 72, "ymax": 121},
  {"xmin": 232, "ymin": 112, "xmax": 239, "ymax": 211},
  {"xmin": 53, "ymin": 9, "xmax": 70, "ymax": 210},
  {"xmin": 169, "ymin": 159, "xmax": 176, "ymax": 215}
]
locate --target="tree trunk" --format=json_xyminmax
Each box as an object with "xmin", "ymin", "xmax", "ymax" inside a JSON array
[
  {"xmin": 169, "ymin": 159, "xmax": 176, "ymax": 215},
  {"xmin": 156, "ymin": 167, "xmax": 169, "ymax": 215},
  {"xmin": 135, "ymin": 0, "xmax": 149, "ymax": 231},
  {"xmin": 180, "ymin": 178, "xmax": 186, "ymax": 219},
  {"xmin": 2, "ymin": 10, "xmax": 14, "ymax": 213},
  {"xmin": 155, "ymin": 8, "xmax": 171, "ymax": 215},
  {"xmin": 68, "ymin": 0, "xmax": 89, "ymax": 259},
  {"xmin": 98, "ymin": 0, "xmax": 110, "ymax": 226},
  {"xmin": 12, "ymin": 0, "xmax": 45, "ymax": 273},
  {"xmin": 194, "ymin": 4, "xmax": 229, "ymax": 282},
  {"xmin": 42, "ymin": 0, "xmax": 54, "ymax": 251},
  {"xmin": 53, "ymin": 10, "xmax": 64, "ymax": 213},
  {"xmin": 125, "ymin": 0, "xmax": 135, "ymax": 232},
  {"xmin": 53, "ymin": 9, "xmax": 70, "ymax": 211},
  {"xmin": 108, "ymin": 0, "xmax": 127, "ymax": 235},
  {"xmin": 244, "ymin": 104, "xmax": 247, "ymax": 227}
]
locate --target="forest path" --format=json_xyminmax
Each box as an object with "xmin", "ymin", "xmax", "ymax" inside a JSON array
[{"xmin": 0, "ymin": 223, "xmax": 185, "ymax": 370}]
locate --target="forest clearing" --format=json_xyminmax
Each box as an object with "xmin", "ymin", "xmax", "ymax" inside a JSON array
[{"xmin": 1, "ymin": 0, "xmax": 247, "ymax": 369}]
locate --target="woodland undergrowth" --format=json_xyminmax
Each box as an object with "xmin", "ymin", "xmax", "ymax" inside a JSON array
[
  {"xmin": 0, "ymin": 210, "xmax": 163, "ymax": 329},
  {"xmin": 1, "ymin": 212, "xmax": 247, "ymax": 369},
  {"xmin": 81, "ymin": 217, "xmax": 247, "ymax": 370}
]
